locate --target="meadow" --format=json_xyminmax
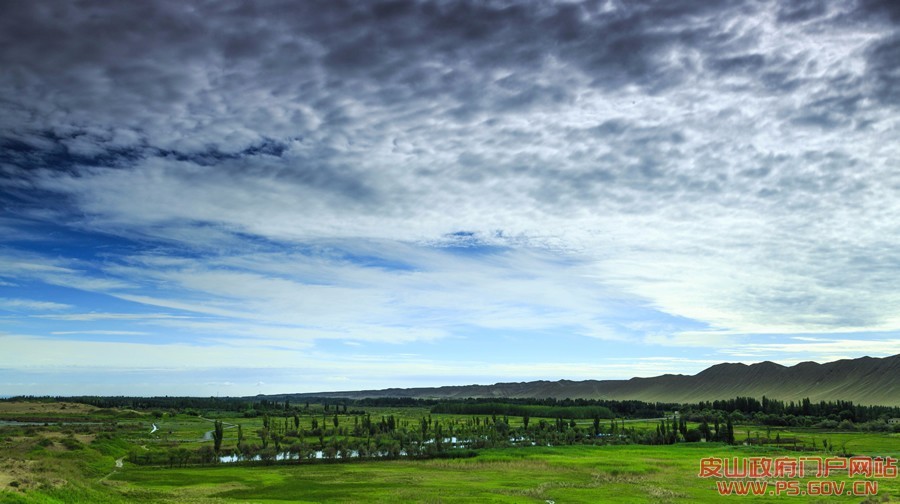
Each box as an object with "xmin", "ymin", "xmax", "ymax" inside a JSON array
[{"xmin": 1, "ymin": 399, "xmax": 898, "ymax": 503}]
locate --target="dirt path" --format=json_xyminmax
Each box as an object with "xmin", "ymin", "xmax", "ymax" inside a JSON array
[
  {"xmin": 98, "ymin": 457, "xmax": 125, "ymax": 483},
  {"xmin": 198, "ymin": 416, "xmax": 237, "ymax": 442},
  {"xmin": 199, "ymin": 417, "xmax": 238, "ymax": 429}
]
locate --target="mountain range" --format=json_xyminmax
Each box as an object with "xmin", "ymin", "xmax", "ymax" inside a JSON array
[{"xmin": 282, "ymin": 354, "xmax": 900, "ymax": 406}]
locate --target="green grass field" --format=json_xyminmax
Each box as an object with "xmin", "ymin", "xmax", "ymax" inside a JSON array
[
  {"xmin": 102, "ymin": 444, "xmax": 900, "ymax": 503},
  {"xmin": 2, "ymin": 401, "xmax": 898, "ymax": 503}
]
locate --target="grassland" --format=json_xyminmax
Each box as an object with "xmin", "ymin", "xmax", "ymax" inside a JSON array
[
  {"xmin": 95, "ymin": 443, "xmax": 898, "ymax": 503},
  {"xmin": 1, "ymin": 401, "xmax": 898, "ymax": 503}
]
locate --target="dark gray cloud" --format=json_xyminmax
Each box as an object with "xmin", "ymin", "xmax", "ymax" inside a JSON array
[
  {"xmin": 0, "ymin": 2, "xmax": 799, "ymax": 148},
  {"xmin": 1, "ymin": 0, "xmax": 894, "ymax": 169},
  {"xmin": 776, "ymin": 0, "xmax": 829, "ymax": 24},
  {"xmin": 3, "ymin": 0, "xmax": 900, "ymax": 339},
  {"xmin": 865, "ymin": 34, "xmax": 900, "ymax": 105}
]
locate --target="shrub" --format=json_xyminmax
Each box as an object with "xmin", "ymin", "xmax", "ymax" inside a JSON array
[
  {"xmin": 683, "ymin": 429, "xmax": 702, "ymax": 442},
  {"xmin": 837, "ymin": 420, "xmax": 856, "ymax": 430},
  {"xmin": 858, "ymin": 421, "xmax": 891, "ymax": 432},
  {"xmin": 60, "ymin": 436, "xmax": 83, "ymax": 450}
]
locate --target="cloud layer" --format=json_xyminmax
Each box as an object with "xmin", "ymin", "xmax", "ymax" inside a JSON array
[{"xmin": 2, "ymin": 0, "xmax": 899, "ymax": 394}]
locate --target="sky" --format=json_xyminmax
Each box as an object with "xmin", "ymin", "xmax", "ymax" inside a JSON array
[{"xmin": 1, "ymin": 0, "xmax": 899, "ymax": 397}]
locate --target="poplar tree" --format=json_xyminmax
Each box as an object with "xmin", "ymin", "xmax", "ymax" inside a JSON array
[{"xmin": 213, "ymin": 420, "xmax": 224, "ymax": 453}]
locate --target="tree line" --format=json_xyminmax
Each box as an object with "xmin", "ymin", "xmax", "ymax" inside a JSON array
[{"xmin": 7, "ymin": 394, "xmax": 899, "ymax": 425}]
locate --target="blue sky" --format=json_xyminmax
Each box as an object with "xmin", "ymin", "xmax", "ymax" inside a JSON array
[{"xmin": 2, "ymin": 0, "xmax": 899, "ymax": 396}]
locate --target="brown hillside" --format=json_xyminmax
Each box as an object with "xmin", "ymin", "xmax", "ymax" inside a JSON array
[{"xmin": 283, "ymin": 354, "xmax": 900, "ymax": 406}]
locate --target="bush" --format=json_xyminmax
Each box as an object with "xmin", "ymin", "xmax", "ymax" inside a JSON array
[
  {"xmin": 683, "ymin": 429, "xmax": 703, "ymax": 442},
  {"xmin": 60, "ymin": 437, "xmax": 83, "ymax": 450},
  {"xmin": 858, "ymin": 420, "xmax": 891, "ymax": 432},
  {"xmin": 837, "ymin": 420, "xmax": 856, "ymax": 431},
  {"xmin": 197, "ymin": 445, "xmax": 217, "ymax": 464}
]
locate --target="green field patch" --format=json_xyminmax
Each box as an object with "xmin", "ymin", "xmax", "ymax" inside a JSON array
[{"xmin": 3, "ymin": 398, "xmax": 900, "ymax": 503}]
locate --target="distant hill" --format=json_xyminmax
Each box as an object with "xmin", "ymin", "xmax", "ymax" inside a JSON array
[{"xmin": 280, "ymin": 354, "xmax": 900, "ymax": 406}]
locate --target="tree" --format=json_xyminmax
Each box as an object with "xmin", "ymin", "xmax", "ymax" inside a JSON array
[
  {"xmin": 213, "ymin": 420, "xmax": 224, "ymax": 454},
  {"xmin": 198, "ymin": 445, "xmax": 216, "ymax": 464},
  {"xmin": 259, "ymin": 447, "xmax": 277, "ymax": 465},
  {"xmin": 699, "ymin": 420, "xmax": 711, "ymax": 441},
  {"xmin": 434, "ymin": 422, "xmax": 444, "ymax": 452}
]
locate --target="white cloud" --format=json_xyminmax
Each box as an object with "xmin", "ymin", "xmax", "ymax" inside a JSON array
[
  {"xmin": 0, "ymin": 298, "xmax": 72, "ymax": 311},
  {"xmin": 0, "ymin": 331, "xmax": 718, "ymax": 390},
  {"xmin": 2, "ymin": 0, "xmax": 900, "ymax": 392},
  {"xmin": 34, "ymin": 312, "xmax": 190, "ymax": 322},
  {"xmin": 718, "ymin": 337, "xmax": 900, "ymax": 360},
  {"xmin": 0, "ymin": 333, "xmax": 306, "ymax": 369},
  {"xmin": 75, "ymin": 243, "xmax": 636, "ymax": 344},
  {"xmin": 50, "ymin": 330, "xmax": 150, "ymax": 336},
  {"xmin": 0, "ymin": 253, "xmax": 132, "ymax": 291}
]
